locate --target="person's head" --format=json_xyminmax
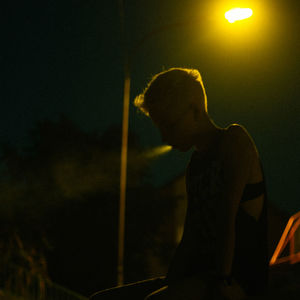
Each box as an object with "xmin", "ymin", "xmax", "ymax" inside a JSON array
[
  {"xmin": 134, "ymin": 67, "xmax": 207, "ymax": 118},
  {"xmin": 134, "ymin": 67, "xmax": 209, "ymax": 151}
]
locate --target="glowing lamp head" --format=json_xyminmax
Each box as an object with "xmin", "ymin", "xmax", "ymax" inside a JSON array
[{"xmin": 225, "ymin": 8, "xmax": 253, "ymax": 23}]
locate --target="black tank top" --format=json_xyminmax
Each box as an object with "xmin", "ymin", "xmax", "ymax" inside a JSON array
[
  {"xmin": 166, "ymin": 150, "xmax": 269, "ymax": 296},
  {"xmin": 232, "ymin": 163, "xmax": 269, "ymax": 296}
]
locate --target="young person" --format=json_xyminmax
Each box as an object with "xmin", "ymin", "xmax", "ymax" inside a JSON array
[{"xmin": 91, "ymin": 68, "xmax": 268, "ymax": 300}]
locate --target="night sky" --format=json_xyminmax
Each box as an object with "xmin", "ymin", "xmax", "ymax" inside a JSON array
[{"xmin": 2, "ymin": 0, "xmax": 300, "ymax": 214}]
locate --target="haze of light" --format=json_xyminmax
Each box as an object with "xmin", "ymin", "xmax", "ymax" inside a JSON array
[
  {"xmin": 225, "ymin": 8, "xmax": 253, "ymax": 23},
  {"xmin": 144, "ymin": 145, "xmax": 172, "ymax": 158}
]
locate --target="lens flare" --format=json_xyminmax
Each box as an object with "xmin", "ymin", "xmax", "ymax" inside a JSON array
[{"xmin": 225, "ymin": 8, "xmax": 253, "ymax": 23}]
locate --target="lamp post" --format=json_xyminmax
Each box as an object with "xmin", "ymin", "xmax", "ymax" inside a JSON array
[
  {"xmin": 118, "ymin": 0, "xmax": 129, "ymax": 286},
  {"xmin": 118, "ymin": 57, "xmax": 130, "ymax": 287},
  {"xmin": 117, "ymin": 5, "xmax": 254, "ymax": 285}
]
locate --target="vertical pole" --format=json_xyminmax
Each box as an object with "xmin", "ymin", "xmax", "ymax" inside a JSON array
[
  {"xmin": 118, "ymin": 63, "xmax": 130, "ymax": 286},
  {"xmin": 118, "ymin": 0, "xmax": 129, "ymax": 286}
]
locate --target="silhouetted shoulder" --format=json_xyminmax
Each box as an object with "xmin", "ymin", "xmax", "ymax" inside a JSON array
[
  {"xmin": 218, "ymin": 123, "xmax": 255, "ymax": 187},
  {"xmin": 226, "ymin": 123, "xmax": 249, "ymax": 138},
  {"xmin": 222, "ymin": 124, "xmax": 252, "ymax": 153}
]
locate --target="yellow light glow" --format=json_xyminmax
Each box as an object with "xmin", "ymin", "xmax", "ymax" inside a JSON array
[
  {"xmin": 144, "ymin": 145, "xmax": 172, "ymax": 158},
  {"xmin": 225, "ymin": 8, "xmax": 253, "ymax": 23}
]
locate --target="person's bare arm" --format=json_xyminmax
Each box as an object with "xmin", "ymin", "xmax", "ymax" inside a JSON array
[{"xmin": 215, "ymin": 125, "xmax": 254, "ymax": 278}]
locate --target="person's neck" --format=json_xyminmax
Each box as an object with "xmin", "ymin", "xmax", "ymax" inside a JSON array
[{"xmin": 194, "ymin": 120, "xmax": 224, "ymax": 153}]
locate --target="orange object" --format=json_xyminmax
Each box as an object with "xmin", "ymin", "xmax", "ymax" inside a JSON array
[{"xmin": 270, "ymin": 211, "xmax": 300, "ymax": 266}]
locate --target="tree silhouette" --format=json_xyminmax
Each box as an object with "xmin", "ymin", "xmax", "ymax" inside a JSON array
[{"xmin": 0, "ymin": 115, "xmax": 177, "ymax": 296}]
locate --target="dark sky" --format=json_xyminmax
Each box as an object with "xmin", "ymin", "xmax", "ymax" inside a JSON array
[{"xmin": 2, "ymin": 0, "xmax": 300, "ymax": 213}]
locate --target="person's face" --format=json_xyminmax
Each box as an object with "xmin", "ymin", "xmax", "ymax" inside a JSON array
[{"xmin": 150, "ymin": 105, "xmax": 196, "ymax": 151}]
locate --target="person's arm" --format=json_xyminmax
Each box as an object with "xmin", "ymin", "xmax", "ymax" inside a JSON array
[{"xmin": 214, "ymin": 124, "xmax": 254, "ymax": 278}]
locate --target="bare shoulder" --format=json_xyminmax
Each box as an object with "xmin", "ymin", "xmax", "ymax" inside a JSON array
[
  {"xmin": 218, "ymin": 123, "xmax": 258, "ymax": 182},
  {"xmin": 226, "ymin": 123, "xmax": 250, "ymax": 140},
  {"xmin": 222, "ymin": 124, "xmax": 253, "ymax": 153}
]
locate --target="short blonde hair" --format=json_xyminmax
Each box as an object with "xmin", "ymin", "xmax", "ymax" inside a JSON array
[{"xmin": 134, "ymin": 67, "xmax": 207, "ymax": 117}]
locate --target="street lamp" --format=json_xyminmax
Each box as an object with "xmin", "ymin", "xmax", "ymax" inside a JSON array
[{"xmin": 225, "ymin": 8, "xmax": 253, "ymax": 23}]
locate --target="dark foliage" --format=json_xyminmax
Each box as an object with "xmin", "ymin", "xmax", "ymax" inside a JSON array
[{"xmin": 0, "ymin": 116, "xmax": 178, "ymax": 296}]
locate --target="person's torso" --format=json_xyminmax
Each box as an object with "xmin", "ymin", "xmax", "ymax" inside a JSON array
[{"xmin": 166, "ymin": 128, "xmax": 269, "ymax": 295}]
